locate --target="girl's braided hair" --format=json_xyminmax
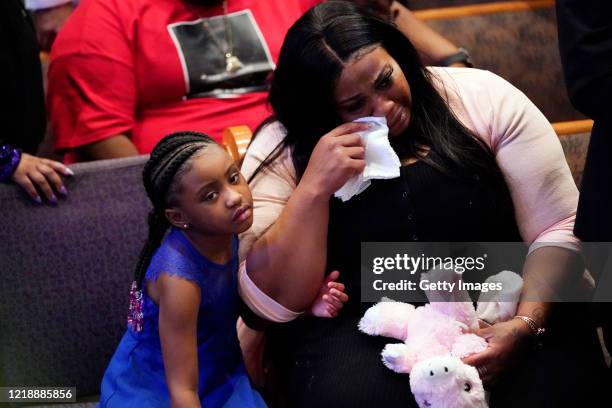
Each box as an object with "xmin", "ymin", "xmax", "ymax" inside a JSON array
[{"xmin": 134, "ymin": 131, "xmax": 215, "ymax": 290}]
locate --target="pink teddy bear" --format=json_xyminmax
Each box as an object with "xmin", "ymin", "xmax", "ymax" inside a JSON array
[{"xmin": 358, "ymin": 270, "xmax": 523, "ymax": 408}]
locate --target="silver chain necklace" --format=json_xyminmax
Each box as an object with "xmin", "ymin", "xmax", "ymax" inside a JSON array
[{"xmin": 198, "ymin": 0, "xmax": 244, "ymax": 73}]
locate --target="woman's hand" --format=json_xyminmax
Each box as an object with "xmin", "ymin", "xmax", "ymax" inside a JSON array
[
  {"xmin": 10, "ymin": 153, "xmax": 73, "ymax": 204},
  {"xmin": 308, "ymin": 270, "xmax": 349, "ymax": 318},
  {"xmin": 462, "ymin": 318, "xmax": 533, "ymax": 386},
  {"xmin": 300, "ymin": 122, "xmax": 369, "ymax": 198}
]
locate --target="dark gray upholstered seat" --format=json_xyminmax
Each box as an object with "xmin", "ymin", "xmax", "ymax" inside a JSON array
[
  {"xmin": 0, "ymin": 156, "xmax": 150, "ymax": 403},
  {"xmin": 559, "ymin": 132, "xmax": 590, "ymax": 188},
  {"xmin": 425, "ymin": 6, "xmax": 584, "ymax": 123},
  {"xmin": 30, "ymin": 401, "xmax": 97, "ymax": 408}
]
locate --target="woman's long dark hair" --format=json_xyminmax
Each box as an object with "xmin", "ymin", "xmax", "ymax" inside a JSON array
[
  {"xmin": 250, "ymin": 1, "xmax": 511, "ymax": 208},
  {"xmin": 133, "ymin": 131, "xmax": 216, "ymax": 290}
]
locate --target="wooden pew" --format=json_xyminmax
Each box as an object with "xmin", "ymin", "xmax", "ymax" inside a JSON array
[
  {"xmin": 223, "ymin": 126, "xmax": 253, "ymax": 164},
  {"xmin": 556, "ymin": 120, "xmax": 592, "ymax": 188},
  {"xmin": 413, "ymin": 1, "xmax": 583, "ymax": 124},
  {"xmin": 412, "ymin": 0, "xmax": 553, "ymax": 18},
  {"xmin": 402, "ymin": 0, "xmax": 515, "ymax": 10}
]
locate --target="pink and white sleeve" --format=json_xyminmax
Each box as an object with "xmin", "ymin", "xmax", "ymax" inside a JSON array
[
  {"xmin": 459, "ymin": 69, "xmax": 580, "ymax": 253},
  {"xmin": 238, "ymin": 121, "xmax": 302, "ymax": 322}
]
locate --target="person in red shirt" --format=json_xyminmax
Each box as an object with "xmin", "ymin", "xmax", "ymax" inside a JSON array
[
  {"xmin": 48, "ymin": 0, "xmax": 318, "ymax": 162},
  {"xmin": 48, "ymin": 0, "xmax": 467, "ymax": 162}
]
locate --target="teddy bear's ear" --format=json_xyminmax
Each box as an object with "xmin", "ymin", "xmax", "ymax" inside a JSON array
[
  {"xmin": 476, "ymin": 270, "xmax": 523, "ymax": 323},
  {"xmin": 420, "ymin": 266, "xmax": 471, "ymax": 303}
]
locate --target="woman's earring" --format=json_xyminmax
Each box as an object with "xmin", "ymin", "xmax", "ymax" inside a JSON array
[{"xmin": 183, "ymin": 223, "xmax": 189, "ymax": 229}]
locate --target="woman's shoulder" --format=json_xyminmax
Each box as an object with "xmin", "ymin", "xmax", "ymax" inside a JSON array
[
  {"xmin": 426, "ymin": 67, "xmax": 530, "ymax": 115},
  {"xmin": 241, "ymin": 120, "xmax": 296, "ymax": 183},
  {"xmin": 247, "ymin": 120, "xmax": 288, "ymax": 156},
  {"xmin": 426, "ymin": 66, "xmax": 516, "ymax": 94},
  {"xmin": 426, "ymin": 67, "xmax": 534, "ymax": 149}
]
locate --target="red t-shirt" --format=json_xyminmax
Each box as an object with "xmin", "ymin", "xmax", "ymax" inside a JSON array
[{"xmin": 48, "ymin": 0, "xmax": 320, "ymax": 161}]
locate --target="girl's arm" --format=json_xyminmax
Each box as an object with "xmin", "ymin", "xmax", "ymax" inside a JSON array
[{"xmin": 157, "ymin": 274, "xmax": 201, "ymax": 408}]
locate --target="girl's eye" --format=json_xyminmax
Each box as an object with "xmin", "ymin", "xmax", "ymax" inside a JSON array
[
  {"xmin": 229, "ymin": 172, "xmax": 240, "ymax": 184},
  {"xmin": 203, "ymin": 191, "xmax": 218, "ymax": 202}
]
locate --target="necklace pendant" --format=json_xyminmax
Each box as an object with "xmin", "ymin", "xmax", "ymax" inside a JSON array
[{"xmin": 225, "ymin": 54, "xmax": 243, "ymax": 73}]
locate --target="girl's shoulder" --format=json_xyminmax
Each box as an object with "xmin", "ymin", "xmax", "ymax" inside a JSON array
[{"xmin": 144, "ymin": 229, "xmax": 238, "ymax": 287}]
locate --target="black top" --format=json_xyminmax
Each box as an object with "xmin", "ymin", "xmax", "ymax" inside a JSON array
[
  {"xmin": 556, "ymin": 0, "xmax": 612, "ymax": 366},
  {"xmin": 0, "ymin": 0, "xmax": 46, "ymax": 154},
  {"xmin": 266, "ymin": 158, "xmax": 521, "ymax": 407},
  {"xmin": 556, "ymin": 0, "xmax": 612, "ymax": 243}
]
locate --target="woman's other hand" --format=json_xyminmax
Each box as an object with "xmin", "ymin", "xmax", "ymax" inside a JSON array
[
  {"xmin": 300, "ymin": 122, "xmax": 368, "ymax": 198},
  {"xmin": 461, "ymin": 319, "xmax": 532, "ymax": 386},
  {"xmin": 308, "ymin": 270, "xmax": 349, "ymax": 318},
  {"xmin": 11, "ymin": 153, "xmax": 73, "ymax": 204}
]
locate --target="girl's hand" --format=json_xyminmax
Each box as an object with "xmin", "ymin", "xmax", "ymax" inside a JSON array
[
  {"xmin": 308, "ymin": 270, "xmax": 349, "ymax": 318},
  {"xmin": 11, "ymin": 153, "xmax": 73, "ymax": 204},
  {"xmin": 461, "ymin": 319, "xmax": 532, "ymax": 386},
  {"xmin": 300, "ymin": 122, "xmax": 369, "ymax": 198}
]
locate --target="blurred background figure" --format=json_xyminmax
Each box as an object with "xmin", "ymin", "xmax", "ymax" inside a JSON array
[
  {"xmin": 1, "ymin": 0, "xmax": 72, "ymax": 204},
  {"xmin": 353, "ymin": 0, "xmax": 473, "ymax": 67},
  {"xmin": 25, "ymin": 0, "xmax": 76, "ymax": 52},
  {"xmin": 557, "ymin": 0, "xmax": 612, "ymax": 372},
  {"xmin": 46, "ymin": 0, "xmax": 470, "ymax": 163}
]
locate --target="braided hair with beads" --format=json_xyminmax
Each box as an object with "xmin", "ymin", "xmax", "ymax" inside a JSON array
[{"xmin": 128, "ymin": 131, "xmax": 216, "ymax": 332}]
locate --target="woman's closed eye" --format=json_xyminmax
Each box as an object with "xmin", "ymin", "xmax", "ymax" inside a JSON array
[
  {"xmin": 375, "ymin": 67, "xmax": 393, "ymax": 90},
  {"xmin": 342, "ymin": 98, "xmax": 366, "ymax": 114}
]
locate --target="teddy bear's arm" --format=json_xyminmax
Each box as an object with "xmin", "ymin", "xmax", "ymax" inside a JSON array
[{"xmin": 381, "ymin": 343, "xmax": 418, "ymax": 373}]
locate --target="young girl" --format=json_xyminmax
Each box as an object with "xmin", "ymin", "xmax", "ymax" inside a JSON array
[{"xmin": 98, "ymin": 132, "xmax": 347, "ymax": 407}]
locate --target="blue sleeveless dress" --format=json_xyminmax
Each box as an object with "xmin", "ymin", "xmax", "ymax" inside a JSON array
[{"xmin": 98, "ymin": 228, "xmax": 266, "ymax": 407}]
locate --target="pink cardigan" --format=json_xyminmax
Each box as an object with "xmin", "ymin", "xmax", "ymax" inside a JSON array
[{"xmin": 238, "ymin": 67, "xmax": 581, "ymax": 319}]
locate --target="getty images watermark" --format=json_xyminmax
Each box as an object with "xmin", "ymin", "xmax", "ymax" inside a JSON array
[{"xmin": 360, "ymin": 242, "xmax": 612, "ymax": 303}]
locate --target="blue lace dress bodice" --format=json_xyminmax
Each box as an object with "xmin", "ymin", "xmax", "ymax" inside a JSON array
[{"xmin": 98, "ymin": 228, "xmax": 265, "ymax": 407}]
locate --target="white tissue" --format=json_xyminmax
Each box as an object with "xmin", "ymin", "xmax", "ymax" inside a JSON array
[{"xmin": 334, "ymin": 117, "xmax": 401, "ymax": 202}]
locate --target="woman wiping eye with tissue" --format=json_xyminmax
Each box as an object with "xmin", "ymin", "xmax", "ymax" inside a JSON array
[
  {"xmin": 236, "ymin": 2, "xmax": 608, "ymax": 407},
  {"xmin": 334, "ymin": 44, "xmax": 412, "ymax": 137},
  {"xmin": 334, "ymin": 117, "xmax": 400, "ymax": 202}
]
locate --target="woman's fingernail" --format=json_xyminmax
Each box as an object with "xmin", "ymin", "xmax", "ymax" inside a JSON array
[
  {"xmin": 34, "ymin": 195, "xmax": 42, "ymax": 204},
  {"xmin": 64, "ymin": 168, "xmax": 75, "ymax": 176},
  {"xmin": 58, "ymin": 186, "xmax": 68, "ymax": 195},
  {"xmin": 49, "ymin": 195, "xmax": 57, "ymax": 203}
]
